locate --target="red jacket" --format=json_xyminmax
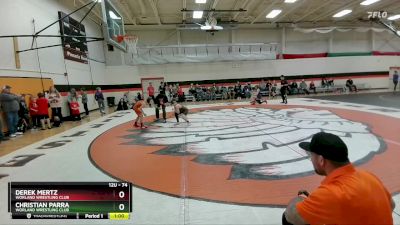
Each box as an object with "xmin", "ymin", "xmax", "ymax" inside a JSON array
[
  {"xmin": 37, "ymin": 97, "xmax": 49, "ymax": 116},
  {"xmin": 29, "ymin": 100, "xmax": 39, "ymax": 116}
]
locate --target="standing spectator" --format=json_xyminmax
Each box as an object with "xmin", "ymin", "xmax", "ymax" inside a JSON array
[
  {"xmin": 0, "ymin": 105, "xmax": 10, "ymax": 143},
  {"xmin": 37, "ymin": 92, "xmax": 51, "ymax": 130},
  {"xmin": 0, "ymin": 85, "xmax": 21, "ymax": 137},
  {"xmin": 393, "ymin": 71, "xmax": 399, "ymax": 91},
  {"xmin": 280, "ymin": 75, "xmax": 289, "ymax": 104},
  {"xmin": 80, "ymin": 88, "xmax": 89, "ymax": 116},
  {"xmin": 159, "ymin": 81, "xmax": 166, "ymax": 94},
  {"xmin": 189, "ymin": 83, "xmax": 196, "ymax": 98},
  {"xmin": 210, "ymin": 83, "xmax": 217, "ymax": 101},
  {"xmin": 67, "ymin": 88, "xmax": 81, "ymax": 120},
  {"xmin": 17, "ymin": 94, "xmax": 30, "ymax": 132},
  {"xmin": 346, "ymin": 78, "xmax": 358, "ymax": 92},
  {"xmin": 29, "ymin": 95, "xmax": 39, "ymax": 129},
  {"xmin": 299, "ymin": 80, "xmax": 310, "ymax": 95},
  {"xmin": 94, "ymin": 87, "xmax": 105, "ymax": 116},
  {"xmin": 270, "ymin": 80, "xmax": 277, "ymax": 99},
  {"xmin": 155, "ymin": 91, "xmax": 168, "ymax": 123},
  {"xmin": 147, "ymin": 82, "xmax": 155, "ymax": 107},
  {"xmin": 283, "ymin": 132, "xmax": 394, "ymax": 224},
  {"xmin": 309, "ymin": 80, "xmax": 317, "ymax": 94},
  {"xmin": 234, "ymin": 81, "xmax": 242, "ymax": 100},
  {"xmin": 48, "ymin": 86, "xmax": 63, "ymax": 123},
  {"xmin": 177, "ymin": 84, "xmax": 185, "ymax": 102},
  {"xmin": 266, "ymin": 80, "xmax": 272, "ymax": 97}
]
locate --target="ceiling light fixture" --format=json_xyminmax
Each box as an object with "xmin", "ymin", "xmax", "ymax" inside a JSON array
[
  {"xmin": 266, "ymin": 9, "xmax": 282, "ymax": 18},
  {"xmin": 193, "ymin": 11, "xmax": 203, "ymax": 19},
  {"xmin": 284, "ymin": 0, "xmax": 297, "ymax": 3},
  {"xmin": 360, "ymin": 0, "xmax": 381, "ymax": 6},
  {"xmin": 195, "ymin": 0, "xmax": 206, "ymax": 3},
  {"xmin": 333, "ymin": 9, "xmax": 352, "ymax": 18},
  {"xmin": 388, "ymin": 14, "xmax": 400, "ymax": 20}
]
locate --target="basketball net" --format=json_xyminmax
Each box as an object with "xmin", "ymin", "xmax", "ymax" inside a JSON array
[{"xmin": 122, "ymin": 35, "xmax": 138, "ymax": 55}]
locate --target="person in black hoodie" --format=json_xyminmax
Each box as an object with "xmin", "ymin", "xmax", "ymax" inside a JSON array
[{"xmin": 155, "ymin": 91, "xmax": 169, "ymax": 123}]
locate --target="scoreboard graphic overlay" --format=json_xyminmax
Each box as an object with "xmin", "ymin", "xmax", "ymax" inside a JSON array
[{"xmin": 8, "ymin": 182, "xmax": 131, "ymax": 220}]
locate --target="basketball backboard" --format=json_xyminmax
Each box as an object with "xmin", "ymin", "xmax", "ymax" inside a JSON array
[{"xmin": 101, "ymin": 0, "xmax": 127, "ymax": 52}]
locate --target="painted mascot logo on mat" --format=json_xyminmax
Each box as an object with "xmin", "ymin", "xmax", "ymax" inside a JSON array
[
  {"xmin": 91, "ymin": 105, "xmax": 399, "ymax": 205},
  {"xmin": 137, "ymin": 107, "xmax": 382, "ymax": 179}
]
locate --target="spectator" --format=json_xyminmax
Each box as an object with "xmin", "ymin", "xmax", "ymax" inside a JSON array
[
  {"xmin": 266, "ymin": 80, "xmax": 272, "ymax": 97},
  {"xmin": 0, "ymin": 105, "xmax": 10, "ymax": 143},
  {"xmin": 177, "ymin": 84, "xmax": 185, "ymax": 102},
  {"xmin": 147, "ymin": 82, "xmax": 155, "ymax": 107},
  {"xmin": 309, "ymin": 80, "xmax": 317, "ymax": 94},
  {"xmin": 67, "ymin": 88, "xmax": 81, "ymax": 120},
  {"xmin": 210, "ymin": 83, "xmax": 217, "ymax": 101},
  {"xmin": 37, "ymin": 92, "xmax": 51, "ymax": 130},
  {"xmin": 17, "ymin": 94, "xmax": 30, "ymax": 132},
  {"xmin": 327, "ymin": 77, "xmax": 334, "ymax": 87},
  {"xmin": 283, "ymin": 132, "xmax": 394, "ymax": 224},
  {"xmin": 29, "ymin": 95, "xmax": 39, "ymax": 129},
  {"xmin": 321, "ymin": 77, "xmax": 327, "ymax": 88},
  {"xmin": 280, "ymin": 75, "xmax": 289, "ymax": 104},
  {"xmin": 135, "ymin": 92, "xmax": 142, "ymax": 102},
  {"xmin": 270, "ymin": 80, "xmax": 277, "ymax": 99},
  {"xmin": 290, "ymin": 80, "xmax": 299, "ymax": 95},
  {"xmin": 393, "ymin": 71, "xmax": 399, "ymax": 91},
  {"xmin": 346, "ymin": 78, "xmax": 358, "ymax": 92},
  {"xmin": 260, "ymin": 79, "xmax": 267, "ymax": 91},
  {"xmin": 188, "ymin": 83, "xmax": 196, "ymax": 98},
  {"xmin": 243, "ymin": 83, "xmax": 252, "ymax": 99},
  {"xmin": 299, "ymin": 80, "xmax": 310, "ymax": 95},
  {"xmin": 0, "ymin": 85, "xmax": 22, "ymax": 137},
  {"xmin": 234, "ymin": 81, "xmax": 242, "ymax": 100},
  {"xmin": 80, "ymin": 88, "xmax": 89, "ymax": 116},
  {"xmin": 49, "ymin": 86, "xmax": 63, "ymax": 123},
  {"xmin": 155, "ymin": 91, "xmax": 168, "ymax": 123},
  {"xmin": 159, "ymin": 81, "xmax": 166, "ymax": 94},
  {"xmin": 94, "ymin": 87, "xmax": 105, "ymax": 116}
]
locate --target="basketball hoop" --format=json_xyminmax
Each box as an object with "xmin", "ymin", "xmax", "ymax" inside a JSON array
[{"xmin": 117, "ymin": 35, "xmax": 138, "ymax": 53}]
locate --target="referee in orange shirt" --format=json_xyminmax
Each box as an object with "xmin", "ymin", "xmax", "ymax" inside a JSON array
[{"xmin": 283, "ymin": 132, "xmax": 395, "ymax": 225}]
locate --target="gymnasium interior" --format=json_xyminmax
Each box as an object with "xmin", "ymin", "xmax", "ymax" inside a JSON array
[{"xmin": 0, "ymin": 0, "xmax": 399, "ymax": 224}]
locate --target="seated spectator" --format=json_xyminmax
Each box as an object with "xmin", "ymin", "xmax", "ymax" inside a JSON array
[
  {"xmin": 299, "ymin": 80, "xmax": 310, "ymax": 95},
  {"xmin": 309, "ymin": 81, "xmax": 317, "ymax": 94},
  {"xmin": 290, "ymin": 80, "xmax": 299, "ymax": 95},
  {"xmin": 243, "ymin": 83, "xmax": 252, "ymax": 99},
  {"xmin": 327, "ymin": 77, "xmax": 334, "ymax": 87},
  {"xmin": 116, "ymin": 98, "xmax": 128, "ymax": 111},
  {"xmin": 321, "ymin": 77, "xmax": 327, "ymax": 88},
  {"xmin": 346, "ymin": 78, "xmax": 358, "ymax": 92},
  {"xmin": 260, "ymin": 79, "xmax": 267, "ymax": 91}
]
